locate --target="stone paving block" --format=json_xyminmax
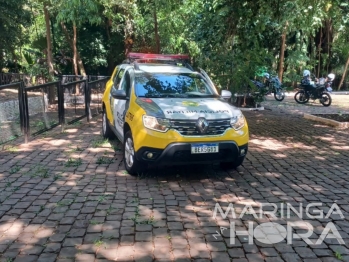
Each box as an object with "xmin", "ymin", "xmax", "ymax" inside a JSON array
[
  {"xmin": 281, "ymin": 252, "xmax": 302, "ymax": 262},
  {"xmin": 153, "ymin": 246, "xmax": 172, "ymax": 259},
  {"xmin": 63, "ymin": 238, "xmax": 83, "ymax": 247},
  {"xmin": 189, "ymin": 247, "xmax": 211, "ymax": 259},
  {"xmin": 44, "ymin": 243, "xmax": 61, "ymax": 253},
  {"xmin": 95, "ymin": 248, "xmax": 117, "ymax": 260},
  {"xmin": 135, "ymin": 231, "xmax": 152, "ymax": 241},
  {"xmin": 116, "ymin": 246, "xmax": 134, "ymax": 261},
  {"xmin": 211, "ymin": 251, "xmax": 230, "ymax": 262},
  {"xmin": 228, "ymin": 247, "xmax": 245, "ymax": 258},
  {"xmin": 13, "ymin": 255, "xmax": 39, "ymax": 262},
  {"xmin": 37, "ymin": 253, "xmax": 58, "ymax": 262}
]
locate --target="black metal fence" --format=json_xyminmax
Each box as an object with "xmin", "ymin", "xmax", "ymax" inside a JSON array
[
  {"xmin": 0, "ymin": 77, "xmax": 109, "ymax": 144},
  {"xmin": 1, "ymin": 73, "xmax": 106, "ymax": 87}
]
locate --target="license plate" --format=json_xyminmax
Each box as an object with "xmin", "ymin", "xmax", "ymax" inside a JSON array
[{"xmin": 191, "ymin": 143, "xmax": 219, "ymax": 154}]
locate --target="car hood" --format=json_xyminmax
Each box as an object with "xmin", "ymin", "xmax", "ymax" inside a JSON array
[{"xmin": 136, "ymin": 98, "xmax": 242, "ymax": 120}]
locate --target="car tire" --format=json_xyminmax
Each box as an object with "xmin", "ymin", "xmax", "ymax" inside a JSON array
[
  {"xmin": 102, "ymin": 110, "xmax": 115, "ymax": 139},
  {"xmin": 124, "ymin": 131, "xmax": 146, "ymax": 175},
  {"xmin": 220, "ymin": 156, "xmax": 245, "ymax": 169}
]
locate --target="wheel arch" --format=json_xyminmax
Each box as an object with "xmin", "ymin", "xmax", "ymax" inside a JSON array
[{"xmin": 124, "ymin": 122, "xmax": 131, "ymax": 137}]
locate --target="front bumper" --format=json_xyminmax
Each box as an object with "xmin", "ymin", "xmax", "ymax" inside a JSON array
[{"xmin": 135, "ymin": 142, "xmax": 248, "ymax": 166}]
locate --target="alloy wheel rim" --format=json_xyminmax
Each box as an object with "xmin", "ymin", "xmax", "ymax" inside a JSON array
[{"xmin": 125, "ymin": 137, "xmax": 134, "ymax": 168}]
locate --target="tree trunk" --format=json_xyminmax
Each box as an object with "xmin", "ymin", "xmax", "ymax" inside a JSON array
[
  {"xmin": 325, "ymin": 19, "xmax": 333, "ymax": 73},
  {"xmin": 278, "ymin": 22, "xmax": 288, "ymax": 82},
  {"xmin": 72, "ymin": 21, "xmax": 80, "ymax": 95},
  {"xmin": 43, "ymin": 3, "xmax": 55, "ymax": 104},
  {"xmin": 105, "ymin": 20, "xmax": 116, "ymax": 74},
  {"xmin": 317, "ymin": 27, "xmax": 322, "ymax": 77},
  {"xmin": 0, "ymin": 50, "xmax": 3, "ymax": 73},
  {"xmin": 153, "ymin": 1, "xmax": 160, "ymax": 54},
  {"xmin": 60, "ymin": 22, "xmax": 86, "ymax": 77},
  {"xmin": 338, "ymin": 55, "xmax": 349, "ymax": 90}
]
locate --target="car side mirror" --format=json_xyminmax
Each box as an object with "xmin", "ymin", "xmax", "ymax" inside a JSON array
[
  {"xmin": 111, "ymin": 89, "xmax": 128, "ymax": 100},
  {"xmin": 221, "ymin": 90, "xmax": 232, "ymax": 100}
]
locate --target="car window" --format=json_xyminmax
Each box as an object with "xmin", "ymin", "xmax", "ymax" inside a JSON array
[
  {"xmin": 134, "ymin": 72, "xmax": 218, "ymax": 98},
  {"xmin": 120, "ymin": 71, "xmax": 131, "ymax": 96},
  {"xmin": 113, "ymin": 69, "xmax": 125, "ymax": 90}
]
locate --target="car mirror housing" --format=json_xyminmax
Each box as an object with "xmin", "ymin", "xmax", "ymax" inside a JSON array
[
  {"xmin": 221, "ymin": 90, "xmax": 232, "ymax": 100},
  {"xmin": 111, "ymin": 89, "xmax": 128, "ymax": 100}
]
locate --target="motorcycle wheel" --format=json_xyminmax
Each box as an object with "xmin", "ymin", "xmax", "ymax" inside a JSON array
[
  {"xmin": 294, "ymin": 90, "xmax": 309, "ymax": 104},
  {"xmin": 274, "ymin": 89, "xmax": 285, "ymax": 101},
  {"xmin": 320, "ymin": 92, "xmax": 332, "ymax": 107}
]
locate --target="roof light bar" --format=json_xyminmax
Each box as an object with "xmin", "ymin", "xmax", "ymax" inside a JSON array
[{"xmin": 128, "ymin": 52, "xmax": 189, "ymax": 61}]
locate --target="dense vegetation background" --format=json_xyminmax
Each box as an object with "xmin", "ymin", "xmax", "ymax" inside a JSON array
[{"xmin": 1, "ymin": 0, "xmax": 349, "ymax": 91}]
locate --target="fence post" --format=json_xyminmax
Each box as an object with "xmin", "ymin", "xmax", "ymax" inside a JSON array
[
  {"xmin": 18, "ymin": 82, "xmax": 25, "ymax": 134},
  {"xmin": 21, "ymin": 82, "xmax": 30, "ymax": 143},
  {"xmin": 57, "ymin": 81, "xmax": 65, "ymax": 132},
  {"xmin": 84, "ymin": 78, "xmax": 91, "ymax": 122}
]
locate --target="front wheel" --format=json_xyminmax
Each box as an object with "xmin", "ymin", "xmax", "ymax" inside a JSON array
[
  {"xmin": 123, "ymin": 131, "xmax": 146, "ymax": 175},
  {"xmin": 102, "ymin": 110, "xmax": 115, "ymax": 139},
  {"xmin": 320, "ymin": 92, "xmax": 332, "ymax": 107},
  {"xmin": 294, "ymin": 91, "xmax": 309, "ymax": 104},
  {"xmin": 274, "ymin": 88, "xmax": 285, "ymax": 101}
]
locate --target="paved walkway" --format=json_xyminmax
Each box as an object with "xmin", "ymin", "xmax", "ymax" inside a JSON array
[
  {"xmin": 0, "ymin": 97, "xmax": 349, "ymax": 262},
  {"xmin": 261, "ymin": 92, "xmax": 349, "ymax": 115}
]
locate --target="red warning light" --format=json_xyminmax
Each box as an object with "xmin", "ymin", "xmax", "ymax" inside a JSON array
[{"xmin": 128, "ymin": 52, "xmax": 189, "ymax": 61}]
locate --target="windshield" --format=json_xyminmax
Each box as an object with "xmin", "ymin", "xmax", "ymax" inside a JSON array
[{"xmin": 135, "ymin": 72, "xmax": 218, "ymax": 98}]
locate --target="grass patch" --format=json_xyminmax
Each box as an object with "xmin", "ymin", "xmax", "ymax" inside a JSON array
[
  {"xmin": 65, "ymin": 157, "xmax": 82, "ymax": 167},
  {"xmin": 94, "ymin": 239, "xmax": 104, "ymax": 248},
  {"xmin": 66, "ymin": 145, "xmax": 84, "ymax": 155},
  {"xmin": 90, "ymin": 220, "xmax": 102, "ymax": 225},
  {"xmin": 6, "ymin": 146, "xmax": 19, "ymax": 153},
  {"xmin": 37, "ymin": 166, "xmax": 50, "ymax": 178},
  {"xmin": 335, "ymin": 251, "xmax": 343, "ymax": 260},
  {"xmin": 98, "ymin": 194, "xmax": 113, "ymax": 202},
  {"xmin": 53, "ymin": 173, "xmax": 63, "ymax": 181},
  {"xmin": 96, "ymin": 156, "xmax": 114, "ymax": 165},
  {"xmin": 11, "ymin": 186, "xmax": 20, "ymax": 192},
  {"xmin": 5, "ymin": 180, "xmax": 12, "ymax": 188},
  {"xmin": 56, "ymin": 200, "xmax": 73, "ymax": 207},
  {"xmin": 91, "ymin": 138, "xmax": 110, "ymax": 148},
  {"xmin": 9, "ymin": 165, "xmax": 20, "ymax": 174}
]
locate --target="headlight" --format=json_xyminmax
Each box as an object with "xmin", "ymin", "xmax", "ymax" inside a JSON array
[
  {"xmin": 230, "ymin": 114, "xmax": 245, "ymax": 130},
  {"xmin": 143, "ymin": 115, "xmax": 171, "ymax": 132}
]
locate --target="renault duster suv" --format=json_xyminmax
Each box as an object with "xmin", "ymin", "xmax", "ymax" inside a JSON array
[{"xmin": 102, "ymin": 53, "xmax": 249, "ymax": 175}]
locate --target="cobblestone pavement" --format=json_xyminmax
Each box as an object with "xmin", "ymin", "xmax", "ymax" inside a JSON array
[
  {"xmin": 0, "ymin": 97, "xmax": 349, "ymax": 262},
  {"xmin": 261, "ymin": 93, "xmax": 349, "ymax": 115}
]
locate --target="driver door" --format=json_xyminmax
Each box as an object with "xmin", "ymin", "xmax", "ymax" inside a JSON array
[{"xmin": 112, "ymin": 68, "xmax": 131, "ymax": 140}]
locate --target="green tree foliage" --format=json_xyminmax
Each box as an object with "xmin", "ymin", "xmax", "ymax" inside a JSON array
[
  {"xmin": 3, "ymin": 0, "xmax": 349, "ymax": 90},
  {"xmin": 0, "ymin": 0, "xmax": 31, "ymax": 71}
]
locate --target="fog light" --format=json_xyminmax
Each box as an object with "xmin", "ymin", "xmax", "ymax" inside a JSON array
[
  {"xmin": 240, "ymin": 149, "xmax": 246, "ymax": 155},
  {"xmin": 146, "ymin": 152, "xmax": 153, "ymax": 159}
]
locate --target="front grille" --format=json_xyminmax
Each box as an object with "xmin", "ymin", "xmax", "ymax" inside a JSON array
[{"xmin": 170, "ymin": 119, "xmax": 231, "ymax": 136}]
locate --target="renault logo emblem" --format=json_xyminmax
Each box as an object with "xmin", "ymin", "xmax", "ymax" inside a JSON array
[{"xmin": 196, "ymin": 117, "xmax": 209, "ymax": 134}]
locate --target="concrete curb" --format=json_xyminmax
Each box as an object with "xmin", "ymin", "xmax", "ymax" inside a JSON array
[
  {"xmin": 303, "ymin": 113, "xmax": 349, "ymax": 128},
  {"xmin": 239, "ymin": 106, "xmax": 265, "ymax": 111}
]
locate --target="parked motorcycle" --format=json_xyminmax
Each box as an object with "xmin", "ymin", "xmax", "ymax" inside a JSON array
[
  {"xmin": 294, "ymin": 72, "xmax": 334, "ymax": 107},
  {"xmin": 250, "ymin": 73, "xmax": 285, "ymax": 101},
  {"xmin": 264, "ymin": 73, "xmax": 285, "ymax": 101}
]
